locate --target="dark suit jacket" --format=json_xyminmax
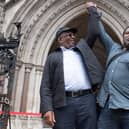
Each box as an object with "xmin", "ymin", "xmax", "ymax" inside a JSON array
[{"xmin": 40, "ymin": 7, "xmax": 104, "ymax": 114}]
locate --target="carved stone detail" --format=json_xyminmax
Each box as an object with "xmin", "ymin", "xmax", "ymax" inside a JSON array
[
  {"xmin": 5, "ymin": 0, "xmax": 129, "ymax": 61},
  {"xmin": 96, "ymin": 0, "xmax": 129, "ymax": 25},
  {"xmin": 117, "ymin": 0, "xmax": 129, "ymax": 9},
  {"xmin": 17, "ymin": 0, "xmax": 80, "ymax": 59},
  {"xmin": 0, "ymin": 1, "xmax": 5, "ymax": 33}
]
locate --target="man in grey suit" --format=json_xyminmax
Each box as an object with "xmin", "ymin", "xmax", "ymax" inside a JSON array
[{"xmin": 40, "ymin": 2, "xmax": 104, "ymax": 129}]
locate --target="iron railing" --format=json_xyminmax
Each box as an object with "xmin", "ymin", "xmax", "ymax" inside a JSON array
[{"xmin": 0, "ymin": 22, "xmax": 21, "ymax": 129}]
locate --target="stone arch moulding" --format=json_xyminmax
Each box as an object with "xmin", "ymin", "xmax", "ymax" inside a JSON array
[
  {"xmin": 35, "ymin": 1, "xmax": 126, "ymax": 67},
  {"xmin": 5, "ymin": 0, "xmax": 129, "ymax": 67}
]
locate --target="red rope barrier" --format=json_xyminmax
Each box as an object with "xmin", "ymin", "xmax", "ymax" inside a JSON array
[{"xmin": 0, "ymin": 111, "xmax": 42, "ymax": 117}]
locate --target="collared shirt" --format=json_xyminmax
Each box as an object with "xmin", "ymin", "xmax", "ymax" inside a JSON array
[
  {"xmin": 61, "ymin": 46, "xmax": 91, "ymax": 91},
  {"xmin": 97, "ymin": 22, "xmax": 129, "ymax": 110},
  {"xmin": 98, "ymin": 44, "xmax": 129, "ymax": 109}
]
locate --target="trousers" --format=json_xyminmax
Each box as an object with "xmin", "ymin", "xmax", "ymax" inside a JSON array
[
  {"xmin": 98, "ymin": 100, "xmax": 129, "ymax": 129},
  {"xmin": 53, "ymin": 93, "xmax": 97, "ymax": 129},
  {"xmin": 98, "ymin": 102, "xmax": 118, "ymax": 129}
]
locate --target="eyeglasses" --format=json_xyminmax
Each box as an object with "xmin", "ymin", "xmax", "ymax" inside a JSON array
[
  {"xmin": 59, "ymin": 32, "xmax": 76, "ymax": 39},
  {"xmin": 124, "ymin": 31, "xmax": 129, "ymax": 35},
  {"xmin": 123, "ymin": 27, "xmax": 129, "ymax": 35}
]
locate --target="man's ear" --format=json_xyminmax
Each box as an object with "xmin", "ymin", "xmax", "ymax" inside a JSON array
[{"xmin": 58, "ymin": 37, "xmax": 62, "ymax": 43}]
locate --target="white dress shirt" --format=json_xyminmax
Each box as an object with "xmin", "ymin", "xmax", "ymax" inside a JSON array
[{"xmin": 61, "ymin": 47, "xmax": 91, "ymax": 91}]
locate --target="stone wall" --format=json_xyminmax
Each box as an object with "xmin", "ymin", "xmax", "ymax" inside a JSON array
[
  {"xmin": 5, "ymin": 0, "xmax": 127, "ymax": 113},
  {"xmin": 6, "ymin": 114, "xmax": 51, "ymax": 129},
  {"xmin": 2, "ymin": 0, "xmax": 129, "ymax": 128},
  {"xmin": 0, "ymin": 1, "xmax": 5, "ymax": 33}
]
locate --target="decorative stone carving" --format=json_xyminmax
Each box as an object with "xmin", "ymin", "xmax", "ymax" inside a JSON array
[
  {"xmin": 0, "ymin": 1, "xmax": 5, "ymax": 33},
  {"xmin": 12, "ymin": 0, "xmax": 129, "ymax": 61},
  {"xmin": 4, "ymin": 0, "xmax": 129, "ymax": 61},
  {"xmin": 117, "ymin": 0, "xmax": 129, "ymax": 9},
  {"xmin": 2, "ymin": 1, "xmax": 129, "ymax": 128},
  {"xmin": 96, "ymin": 0, "xmax": 129, "ymax": 25}
]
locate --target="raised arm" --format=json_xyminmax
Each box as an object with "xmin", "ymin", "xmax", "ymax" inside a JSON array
[
  {"xmin": 85, "ymin": 2, "xmax": 100, "ymax": 48},
  {"xmin": 98, "ymin": 21, "xmax": 116, "ymax": 54},
  {"xmin": 86, "ymin": 2, "xmax": 117, "ymax": 54}
]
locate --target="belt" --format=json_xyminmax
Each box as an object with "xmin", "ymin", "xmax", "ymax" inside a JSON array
[{"xmin": 66, "ymin": 89, "xmax": 92, "ymax": 97}]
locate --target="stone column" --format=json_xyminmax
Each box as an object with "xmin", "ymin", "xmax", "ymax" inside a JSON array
[
  {"xmin": 20, "ymin": 63, "xmax": 32, "ymax": 112},
  {"xmin": 11, "ymin": 61, "xmax": 22, "ymax": 111},
  {"xmin": 32, "ymin": 66, "xmax": 43, "ymax": 113}
]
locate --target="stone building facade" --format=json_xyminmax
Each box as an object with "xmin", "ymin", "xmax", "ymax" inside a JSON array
[{"xmin": 0, "ymin": 0, "xmax": 129, "ymax": 129}]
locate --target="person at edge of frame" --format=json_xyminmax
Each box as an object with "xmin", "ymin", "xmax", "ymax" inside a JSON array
[{"xmin": 88, "ymin": 1, "xmax": 129, "ymax": 129}]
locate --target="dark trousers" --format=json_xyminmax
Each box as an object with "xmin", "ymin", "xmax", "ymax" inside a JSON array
[
  {"xmin": 112, "ymin": 109, "xmax": 129, "ymax": 129},
  {"xmin": 98, "ymin": 102, "xmax": 118, "ymax": 129},
  {"xmin": 53, "ymin": 93, "xmax": 97, "ymax": 129},
  {"xmin": 98, "ymin": 101, "xmax": 129, "ymax": 129}
]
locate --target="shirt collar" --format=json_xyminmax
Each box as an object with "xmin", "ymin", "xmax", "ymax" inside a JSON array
[{"xmin": 60, "ymin": 46, "xmax": 75, "ymax": 51}]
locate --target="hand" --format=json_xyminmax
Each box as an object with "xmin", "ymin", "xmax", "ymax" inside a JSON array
[
  {"xmin": 43, "ymin": 111, "xmax": 56, "ymax": 127},
  {"xmin": 85, "ymin": 1, "xmax": 97, "ymax": 9}
]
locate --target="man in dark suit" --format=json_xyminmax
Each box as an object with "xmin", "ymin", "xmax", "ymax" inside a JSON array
[{"xmin": 40, "ymin": 2, "xmax": 103, "ymax": 129}]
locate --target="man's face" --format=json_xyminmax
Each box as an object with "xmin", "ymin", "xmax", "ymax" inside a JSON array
[
  {"xmin": 58, "ymin": 32, "xmax": 76, "ymax": 48},
  {"xmin": 123, "ymin": 27, "xmax": 129, "ymax": 49}
]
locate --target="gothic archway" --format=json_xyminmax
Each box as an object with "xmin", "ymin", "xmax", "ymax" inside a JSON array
[{"xmin": 4, "ymin": 0, "xmax": 129, "ymax": 113}]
